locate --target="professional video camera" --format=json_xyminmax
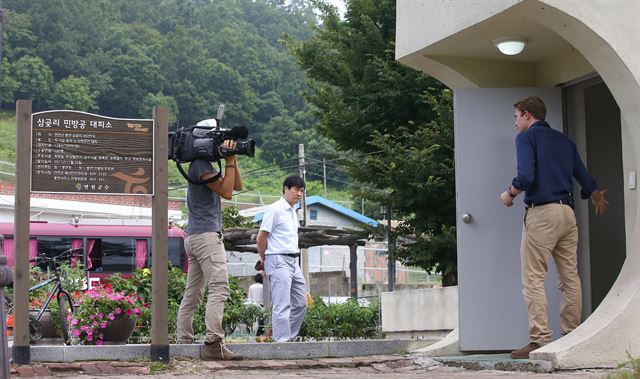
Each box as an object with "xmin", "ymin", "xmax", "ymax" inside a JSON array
[{"xmin": 168, "ymin": 105, "xmax": 255, "ymax": 184}]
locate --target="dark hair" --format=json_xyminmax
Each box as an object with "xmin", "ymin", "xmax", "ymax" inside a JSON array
[
  {"xmin": 513, "ymin": 96, "xmax": 546, "ymax": 121},
  {"xmin": 254, "ymin": 273, "xmax": 263, "ymax": 284},
  {"xmin": 282, "ymin": 175, "xmax": 305, "ymax": 194}
]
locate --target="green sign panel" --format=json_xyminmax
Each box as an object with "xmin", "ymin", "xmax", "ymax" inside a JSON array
[{"xmin": 31, "ymin": 110, "xmax": 154, "ymax": 195}]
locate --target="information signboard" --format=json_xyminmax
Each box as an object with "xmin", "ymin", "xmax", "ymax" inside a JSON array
[{"xmin": 31, "ymin": 110, "xmax": 154, "ymax": 195}]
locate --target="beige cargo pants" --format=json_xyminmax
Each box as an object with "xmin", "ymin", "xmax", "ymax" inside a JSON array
[
  {"xmin": 176, "ymin": 232, "xmax": 229, "ymax": 344},
  {"xmin": 520, "ymin": 203, "xmax": 582, "ymax": 345}
]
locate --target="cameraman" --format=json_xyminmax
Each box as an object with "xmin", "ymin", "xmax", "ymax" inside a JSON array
[{"xmin": 176, "ymin": 138, "xmax": 243, "ymax": 361}]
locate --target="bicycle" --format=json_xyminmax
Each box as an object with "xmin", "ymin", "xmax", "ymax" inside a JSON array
[{"xmin": 5, "ymin": 247, "xmax": 83, "ymax": 344}]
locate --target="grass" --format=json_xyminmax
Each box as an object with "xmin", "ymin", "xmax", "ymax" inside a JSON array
[
  {"xmin": 608, "ymin": 352, "xmax": 640, "ymax": 379},
  {"xmin": 134, "ymin": 357, "xmax": 174, "ymax": 374}
]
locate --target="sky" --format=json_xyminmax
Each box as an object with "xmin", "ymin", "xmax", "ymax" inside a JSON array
[{"xmin": 324, "ymin": 0, "xmax": 346, "ymax": 17}]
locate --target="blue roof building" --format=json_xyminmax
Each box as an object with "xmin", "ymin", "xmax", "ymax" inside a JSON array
[{"xmin": 241, "ymin": 195, "xmax": 378, "ymax": 229}]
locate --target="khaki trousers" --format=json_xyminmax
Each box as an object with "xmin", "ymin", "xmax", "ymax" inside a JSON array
[
  {"xmin": 176, "ymin": 232, "xmax": 229, "ymax": 343},
  {"xmin": 521, "ymin": 203, "xmax": 582, "ymax": 345}
]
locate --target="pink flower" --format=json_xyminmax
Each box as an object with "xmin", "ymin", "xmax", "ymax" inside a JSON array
[
  {"xmin": 71, "ymin": 319, "xmax": 78, "ymax": 325},
  {"xmin": 108, "ymin": 313, "xmax": 115, "ymax": 320},
  {"xmin": 98, "ymin": 313, "xmax": 104, "ymax": 319},
  {"xmin": 100, "ymin": 322, "xmax": 107, "ymax": 329},
  {"xmin": 125, "ymin": 309, "xmax": 133, "ymax": 316},
  {"xmin": 134, "ymin": 308, "xmax": 141, "ymax": 316},
  {"xmin": 86, "ymin": 334, "xmax": 93, "ymax": 341},
  {"xmin": 115, "ymin": 307, "xmax": 122, "ymax": 315},
  {"xmin": 72, "ymin": 329, "xmax": 81, "ymax": 337},
  {"xmin": 92, "ymin": 321, "xmax": 98, "ymax": 326},
  {"xmin": 96, "ymin": 339, "xmax": 103, "ymax": 345},
  {"xmin": 89, "ymin": 314, "xmax": 95, "ymax": 319}
]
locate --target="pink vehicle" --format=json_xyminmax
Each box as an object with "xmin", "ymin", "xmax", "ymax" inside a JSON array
[{"xmin": 0, "ymin": 222, "xmax": 187, "ymax": 286}]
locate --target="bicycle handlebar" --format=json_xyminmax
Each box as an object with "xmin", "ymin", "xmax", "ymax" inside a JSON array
[{"xmin": 28, "ymin": 247, "xmax": 83, "ymax": 264}]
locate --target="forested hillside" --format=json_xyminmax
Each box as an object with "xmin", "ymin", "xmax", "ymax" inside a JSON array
[{"xmin": 0, "ymin": 0, "xmax": 353, "ymax": 206}]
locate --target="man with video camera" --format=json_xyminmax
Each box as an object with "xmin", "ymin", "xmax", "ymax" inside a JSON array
[{"xmin": 175, "ymin": 121, "xmax": 243, "ymax": 361}]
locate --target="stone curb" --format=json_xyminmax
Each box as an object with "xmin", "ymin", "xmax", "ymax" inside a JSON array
[
  {"xmin": 27, "ymin": 338, "xmax": 436, "ymax": 362},
  {"xmin": 11, "ymin": 355, "xmax": 413, "ymax": 377}
]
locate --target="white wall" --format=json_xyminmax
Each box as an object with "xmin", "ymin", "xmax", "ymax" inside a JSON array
[{"xmin": 381, "ymin": 286, "xmax": 458, "ymax": 339}]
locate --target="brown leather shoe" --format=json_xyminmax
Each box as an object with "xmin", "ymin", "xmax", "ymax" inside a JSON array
[
  {"xmin": 202, "ymin": 341, "xmax": 243, "ymax": 361},
  {"xmin": 510, "ymin": 342, "xmax": 540, "ymax": 359}
]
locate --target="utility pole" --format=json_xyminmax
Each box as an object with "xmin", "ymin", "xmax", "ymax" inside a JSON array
[
  {"xmin": 322, "ymin": 157, "xmax": 327, "ymax": 196},
  {"xmin": 298, "ymin": 144, "xmax": 309, "ymax": 288},
  {"xmin": 0, "ymin": 0, "xmax": 4, "ymax": 86},
  {"xmin": 298, "ymin": 144, "xmax": 306, "ymax": 227},
  {"xmin": 386, "ymin": 203, "xmax": 395, "ymax": 292}
]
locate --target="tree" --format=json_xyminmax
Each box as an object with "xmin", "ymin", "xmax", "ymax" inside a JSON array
[
  {"xmin": 50, "ymin": 75, "xmax": 98, "ymax": 111},
  {"xmin": 0, "ymin": 59, "xmax": 19, "ymax": 106},
  {"xmin": 11, "ymin": 55, "xmax": 53, "ymax": 110},
  {"xmin": 288, "ymin": 0, "xmax": 458, "ymax": 284},
  {"xmin": 139, "ymin": 92, "xmax": 179, "ymax": 127}
]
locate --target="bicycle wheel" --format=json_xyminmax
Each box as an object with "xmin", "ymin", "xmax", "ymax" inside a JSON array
[
  {"xmin": 57, "ymin": 290, "xmax": 74, "ymax": 344},
  {"xmin": 28, "ymin": 315, "xmax": 43, "ymax": 343},
  {"xmin": 5, "ymin": 306, "xmax": 44, "ymax": 343}
]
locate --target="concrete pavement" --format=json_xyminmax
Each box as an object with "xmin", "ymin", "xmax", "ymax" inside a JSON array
[{"xmin": 11, "ymin": 354, "xmax": 617, "ymax": 378}]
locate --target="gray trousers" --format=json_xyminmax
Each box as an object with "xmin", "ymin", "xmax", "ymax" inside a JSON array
[{"xmin": 265, "ymin": 254, "xmax": 307, "ymax": 342}]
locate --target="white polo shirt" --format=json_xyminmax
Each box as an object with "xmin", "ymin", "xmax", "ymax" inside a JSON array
[{"xmin": 260, "ymin": 197, "xmax": 299, "ymax": 255}]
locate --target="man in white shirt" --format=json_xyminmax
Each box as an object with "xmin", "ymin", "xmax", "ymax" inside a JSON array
[
  {"xmin": 256, "ymin": 176, "xmax": 306, "ymax": 342},
  {"xmin": 247, "ymin": 273, "xmax": 264, "ymax": 306},
  {"xmin": 247, "ymin": 272, "xmax": 265, "ymax": 336}
]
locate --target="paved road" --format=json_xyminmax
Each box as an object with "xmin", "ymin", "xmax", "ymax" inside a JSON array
[{"xmin": 12, "ymin": 354, "xmax": 616, "ymax": 378}]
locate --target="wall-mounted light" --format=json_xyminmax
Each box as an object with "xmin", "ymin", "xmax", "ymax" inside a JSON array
[
  {"xmin": 70, "ymin": 214, "xmax": 81, "ymax": 225},
  {"xmin": 492, "ymin": 36, "xmax": 527, "ymax": 56}
]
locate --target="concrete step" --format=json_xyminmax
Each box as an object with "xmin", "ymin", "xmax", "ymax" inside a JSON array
[{"xmin": 432, "ymin": 353, "xmax": 553, "ymax": 373}]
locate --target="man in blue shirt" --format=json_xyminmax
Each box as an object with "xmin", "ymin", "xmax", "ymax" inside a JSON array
[{"xmin": 500, "ymin": 96, "xmax": 609, "ymax": 359}]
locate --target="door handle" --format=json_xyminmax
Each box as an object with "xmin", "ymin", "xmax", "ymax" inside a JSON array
[{"xmin": 462, "ymin": 213, "xmax": 473, "ymax": 224}]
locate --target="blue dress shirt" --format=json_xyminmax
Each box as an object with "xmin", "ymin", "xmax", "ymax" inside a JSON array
[{"xmin": 511, "ymin": 120, "xmax": 598, "ymax": 205}]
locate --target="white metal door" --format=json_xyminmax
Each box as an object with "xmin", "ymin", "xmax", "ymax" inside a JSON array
[{"xmin": 455, "ymin": 88, "xmax": 563, "ymax": 351}]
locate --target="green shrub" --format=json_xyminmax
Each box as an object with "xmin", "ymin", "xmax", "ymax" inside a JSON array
[
  {"xmin": 107, "ymin": 267, "xmax": 265, "ymax": 342},
  {"xmin": 298, "ymin": 298, "xmax": 381, "ymax": 341}
]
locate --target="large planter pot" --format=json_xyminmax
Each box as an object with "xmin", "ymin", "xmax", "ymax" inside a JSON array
[
  {"xmin": 29, "ymin": 309, "xmax": 60, "ymax": 339},
  {"xmin": 101, "ymin": 315, "xmax": 136, "ymax": 344}
]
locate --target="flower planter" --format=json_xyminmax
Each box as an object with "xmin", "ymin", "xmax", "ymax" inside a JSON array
[
  {"xmin": 101, "ymin": 315, "xmax": 136, "ymax": 344},
  {"xmin": 29, "ymin": 309, "xmax": 60, "ymax": 338}
]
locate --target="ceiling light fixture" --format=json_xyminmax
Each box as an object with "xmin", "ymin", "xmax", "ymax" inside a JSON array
[{"xmin": 493, "ymin": 37, "xmax": 527, "ymax": 56}]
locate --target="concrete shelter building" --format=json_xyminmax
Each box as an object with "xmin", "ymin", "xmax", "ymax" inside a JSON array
[{"xmin": 396, "ymin": 0, "xmax": 639, "ymax": 369}]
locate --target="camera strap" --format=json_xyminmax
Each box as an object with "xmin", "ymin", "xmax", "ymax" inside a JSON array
[{"xmin": 175, "ymin": 160, "xmax": 223, "ymax": 185}]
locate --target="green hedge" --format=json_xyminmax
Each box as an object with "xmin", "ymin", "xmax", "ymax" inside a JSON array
[
  {"xmin": 108, "ymin": 268, "xmax": 380, "ymax": 342},
  {"xmin": 298, "ymin": 298, "xmax": 381, "ymax": 341}
]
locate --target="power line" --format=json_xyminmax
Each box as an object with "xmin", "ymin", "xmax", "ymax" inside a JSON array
[
  {"xmin": 167, "ymin": 161, "xmax": 301, "ymax": 191},
  {"xmin": 243, "ymin": 163, "xmax": 301, "ymax": 176},
  {"xmin": 305, "ymin": 161, "xmax": 349, "ymax": 173},
  {"xmin": 234, "ymin": 170, "xmax": 295, "ymax": 195},
  {"xmin": 325, "ymin": 150, "xmax": 384, "ymax": 163},
  {"xmin": 242, "ymin": 156, "xmax": 300, "ymax": 174},
  {"xmin": 305, "ymin": 171, "xmax": 382, "ymax": 193}
]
